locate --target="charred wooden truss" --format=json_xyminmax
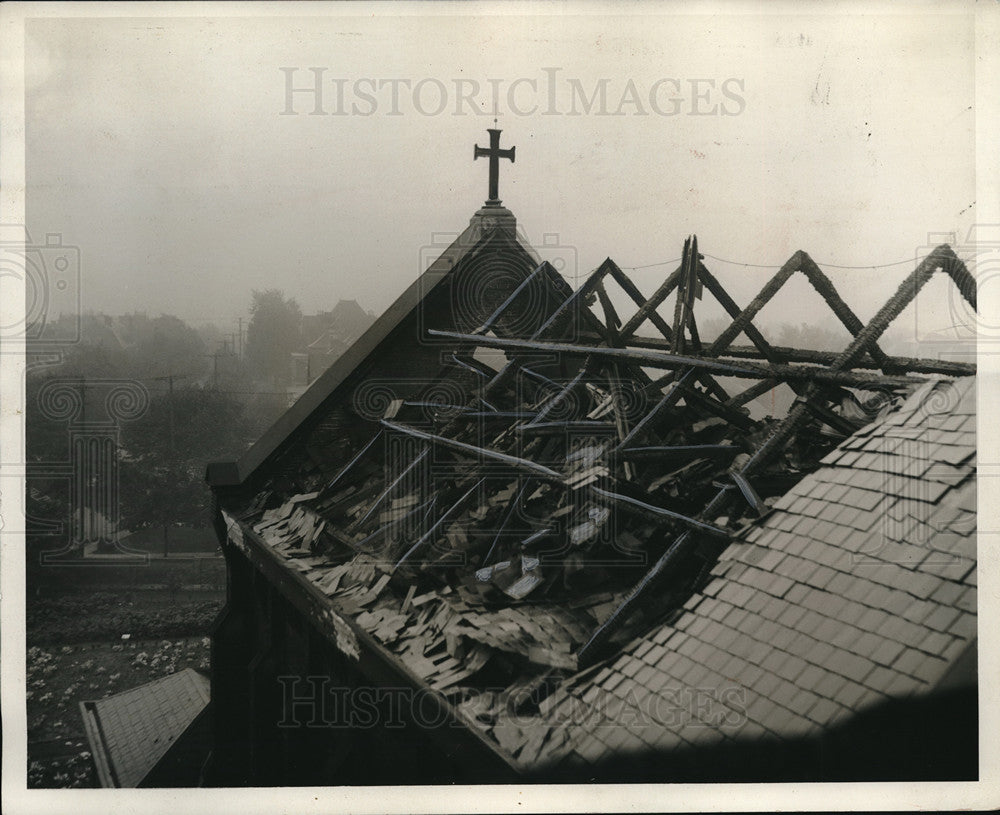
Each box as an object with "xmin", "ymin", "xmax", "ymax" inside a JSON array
[{"xmin": 248, "ymin": 238, "xmax": 976, "ymax": 667}]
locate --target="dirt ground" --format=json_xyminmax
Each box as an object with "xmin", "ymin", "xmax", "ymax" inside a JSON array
[{"xmin": 25, "ymin": 581, "xmax": 221, "ymax": 789}]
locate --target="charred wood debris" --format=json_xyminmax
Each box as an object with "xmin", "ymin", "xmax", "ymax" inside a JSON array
[{"xmin": 239, "ymin": 237, "xmax": 976, "ymax": 702}]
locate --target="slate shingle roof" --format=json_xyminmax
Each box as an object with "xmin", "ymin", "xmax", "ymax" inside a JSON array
[
  {"xmin": 217, "ymin": 375, "xmax": 976, "ymax": 771},
  {"xmin": 532, "ymin": 376, "xmax": 976, "ymax": 767},
  {"xmin": 79, "ymin": 668, "xmax": 210, "ymax": 787}
]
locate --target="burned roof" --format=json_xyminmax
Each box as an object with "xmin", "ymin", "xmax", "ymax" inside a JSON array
[{"xmin": 209, "ymin": 207, "xmax": 977, "ymax": 776}]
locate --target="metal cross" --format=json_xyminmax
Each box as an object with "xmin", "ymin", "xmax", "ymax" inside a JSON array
[{"xmin": 473, "ymin": 127, "xmax": 515, "ymax": 206}]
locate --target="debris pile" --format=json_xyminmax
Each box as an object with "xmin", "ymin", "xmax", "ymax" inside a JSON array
[{"xmin": 237, "ymin": 236, "xmax": 976, "ymax": 675}]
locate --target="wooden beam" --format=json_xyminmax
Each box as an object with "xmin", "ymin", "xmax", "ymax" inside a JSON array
[
  {"xmin": 427, "ymin": 329, "xmax": 929, "ymax": 389},
  {"xmin": 380, "ymin": 419, "xmax": 565, "ymax": 482},
  {"xmin": 591, "ymin": 486, "xmax": 731, "ymax": 539}
]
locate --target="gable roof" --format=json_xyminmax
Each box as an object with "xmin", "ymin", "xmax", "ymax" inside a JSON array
[{"xmin": 206, "ymin": 193, "xmax": 977, "ymax": 779}]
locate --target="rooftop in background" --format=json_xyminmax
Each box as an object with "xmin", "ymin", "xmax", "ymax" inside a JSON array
[{"xmin": 79, "ymin": 668, "xmax": 210, "ymax": 788}]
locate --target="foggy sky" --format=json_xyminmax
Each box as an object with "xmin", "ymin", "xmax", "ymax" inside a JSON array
[{"xmin": 24, "ymin": 6, "xmax": 979, "ymax": 343}]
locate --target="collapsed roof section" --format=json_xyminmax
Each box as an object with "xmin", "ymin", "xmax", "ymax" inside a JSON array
[{"xmin": 209, "ymin": 224, "xmax": 977, "ymax": 670}]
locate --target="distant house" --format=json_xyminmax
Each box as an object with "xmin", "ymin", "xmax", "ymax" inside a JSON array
[{"xmin": 289, "ymin": 300, "xmax": 375, "ymax": 403}]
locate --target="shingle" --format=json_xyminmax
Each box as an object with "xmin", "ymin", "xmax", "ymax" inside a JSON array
[
  {"xmin": 725, "ymin": 582, "xmax": 755, "ymax": 608},
  {"xmin": 602, "ymin": 671, "xmax": 626, "ymax": 694},
  {"xmin": 851, "ymin": 631, "xmax": 885, "ymax": 660},
  {"xmin": 756, "ymin": 548, "xmax": 786, "ymax": 572},
  {"xmin": 924, "ymin": 605, "xmax": 962, "ymax": 633},
  {"xmin": 743, "ymin": 590, "xmax": 772, "ymax": 615},
  {"xmin": 793, "ymin": 516, "xmax": 820, "ymax": 536},
  {"xmin": 926, "ymin": 557, "xmax": 976, "ymax": 583},
  {"xmin": 796, "ymin": 663, "xmax": 827, "ymax": 691},
  {"xmin": 789, "ymin": 496, "xmax": 811, "ymax": 515},
  {"xmin": 824, "ymin": 522, "xmax": 857, "ymax": 548},
  {"xmin": 633, "ymin": 639, "xmax": 655, "ymax": 659},
  {"xmin": 770, "ymin": 625, "xmax": 797, "ymax": 651},
  {"xmin": 796, "ymin": 609, "xmax": 826, "ymax": 637},
  {"xmin": 924, "ymin": 461, "xmax": 972, "ymax": 484},
  {"xmin": 705, "ymin": 649, "xmax": 732, "ymax": 674},
  {"xmin": 784, "ymin": 582, "xmax": 811, "ymax": 606},
  {"xmin": 951, "ymin": 612, "xmax": 977, "ymax": 641},
  {"xmin": 813, "ymin": 617, "xmax": 842, "ymax": 644},
  {"xmin": 856, "ymin": 606, "xmax": 893, "ymax": 633},
  {"xmin": 819, "ymin": 503, "xmax": 844, "ymax": 524},
  {"xmin": 813, "ymin": 670, "xmax": 848, "ymax": 700},
  {"xmin": 877, "ymin": 588, "xmax": 915, "ymax": 617},
  {"xmin": 826, "ymin": 649, "xmax": 875, "ymax": 683},
  {"xmin": 863, "ymin": 665, "xmax": 903, "ymax": 695},
  {"xmin": 787, "ymin": 687, "xmax": 822, "ymax": 717},
  {"xmin": 877, "ymin": 614, "xmax": 921, "ymax": 644},
  {"xmin": 806, "ymin": 697, "xmax": 844, "ymax": 726},
  {"xmin": 770, "ymin": 678, "xmax": 799, "ymax": 709},
  {"xmin": 929, "ymin": 580, "xmax": 966, "ymax": 607},
  {"xmin": 925, "ymin": 531, "xmax": 974, "ymax": 558},
  {"xmin": 804, "ymin": 640, "xmax": 837, "ymax": 667},
  {"xmin": 620, "ymin": 658, "xmax": 643, "ymax": 679},
  {"xmin": 808, "ymin": 520, "xmax": 838, "ymax": 545},
  {"xmin": 753, "ymin": 670, "xmax": 782, "ymax": 699},
  {"xmin": 835, "ymin": 680, "xmax": 871, "ymax": 710},
  {"xmin": 917, "ymin": 629, "xmax": 952, "ymax": 657},
  {"xmin": 723, "ymin": 606, "xmax": 751, "ymax": 632},
  {"xmin": 778, "ymin": 603, "xmax": 809, "ymax": 631},
  {"xmin": 653, "ymin": 626, "xmax": 677, "ymax": 646},
  {"xmin": 771, "ymin": 530, "xmax": 816, "ymax": 556},
  {"xmin": 825, "ymin": 570, "xmax": 855, "ymax": 597},
  {"xmin": 805, "ymin": 564, "xmax": 839, "ymax": 590},
  {"xmin": 634, "ymin": 665, "xmax": 660, "ymax": 690},
  {"xmin": 809, "ymin": 481, "xmax": 834, "ymax": 502},
  {"xmin": 836, "ymin": 600, "xmax": 868, "ymax": 627},
  {"xmin": 758, "ymin": 596, "xmax": 789, "ymax": 623},
  {"xmin": 745, "ymin": 638, "xmax": 771, "ymax": 665},
  {"xmin": 844, "ymin": 487, "xmax": 887, "ymax": 512},
  {"xmin": 936, "ymin": 445, "xmax": 974, "ymax": 466},
  {"xmin": 769, "ymin": 573, "xmax": 798, "ymax": 599}
]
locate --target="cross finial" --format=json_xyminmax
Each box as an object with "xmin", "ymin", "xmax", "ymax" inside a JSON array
[{"xmin": 473, "ymin": 127, "xmax": 515, "ymax": 207}]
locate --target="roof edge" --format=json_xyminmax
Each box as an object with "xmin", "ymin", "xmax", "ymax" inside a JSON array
[{"xmin": 207, "ymin": 207, "xmax": 534, "ymax": 488}]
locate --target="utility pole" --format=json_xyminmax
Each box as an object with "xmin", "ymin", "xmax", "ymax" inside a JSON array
[
  {"xmin": 151, "ymin": 372, "xmax": 189, "ymax": 557},
  {"xmin": 201, "ymin": 345, "xmax": 224, "ymax": 389},
  {"xmin": 152, "ymin": 373, "xmax": 189, "ymax": 454},
  {"xmin": 237, "ymin": 316, "xmax": 243, "ymax": 359}
]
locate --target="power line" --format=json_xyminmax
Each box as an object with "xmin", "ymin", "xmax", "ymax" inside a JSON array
[{"xmin": 621, "ymin": 253, "xmax": 929, "ymax": 273}]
